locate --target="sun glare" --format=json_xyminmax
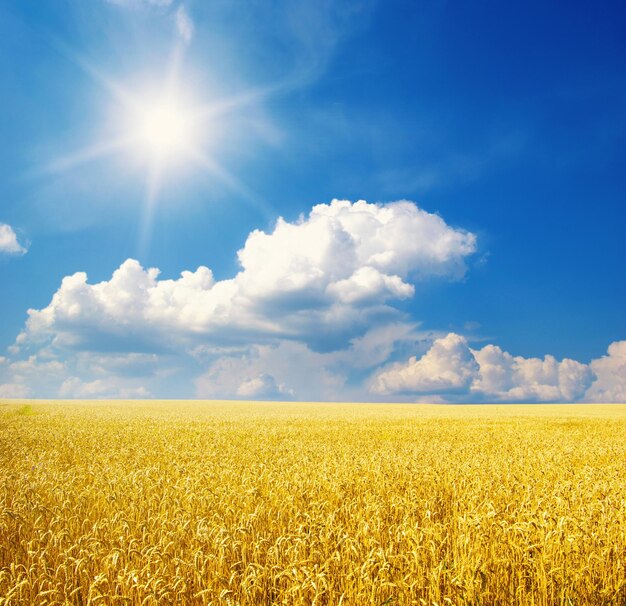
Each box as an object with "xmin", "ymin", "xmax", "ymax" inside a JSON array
[
  {"xmin": 48, "ymin": 53, "xmax": 270, "ymax": 253},
  {"xmin": 42, "ymin": 43, "xmax": 278, "ymax": 256},
  {"xmin": 131, "ymin": 95, "xmax": 194, "ymax": 161}
]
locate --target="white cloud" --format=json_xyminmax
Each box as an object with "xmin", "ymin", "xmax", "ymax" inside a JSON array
[
  {"xmin": 471, "ymin": 345, "xmax": 592, "ymax": 402},
  {"xmin": 370, "ymin": 333, "xmax": 479, "ymax": 394},
  {"xmin": 326, "ymin": 266, "xmax": 414, "ymax": 304},
  {"xmin": 195, "ymin": 322, "xmax": 425, "ymax": 402},
  {"xmin": 236, "ymin": 373, "xmax": 293, "ymax": 400},
  {"xmin": 338, "ymin": 322, "xmax": 420, "ymax": 370},
  {"xmin": 0, "ymin": 349, "xmax": 162, "ymax": 400},
  {"xmin": 175, "ymin": 6, "xmax": 194, "ymax": 44},
  {"xmin": 0, "ymin": 223, "xmax": 27, "ymax": 255},
  {"xmin": 0, "ymin": 355, "xmax": 66, "ymax": 399},
  {"xmin": 73, "ymin": 352, "xmax": 160, "ymax": 378},
  {"xmin": 0, "ymin": 383, "xmax": 31, "ymax": 398},
  {"xmin": 585, "ymin": 341, "xmax": 626, "ymax": 402},
  {"xmin": 195, "ymin": 342, "xmax": 341, "ymax": 401},
  {"xmin": 16, "ymin": 200, "xmax": 476, "ymax": 355},
  {"xmin": 370, "ymin": 333, "xmax": 595, "ymax": 402},
  {"xmin": 59, "ymin": 377, "xmax": 151, "ymax": 399},
  {"xmin": 236, "ymin": 200, "xmax": 475, "ymax": 306},
  {"xmin": 9, "ymin": 194, "xmax": 622, "ymax": 403},
  {"xmin": 59, "ymin": 378, "xmax": 109, "ymax": 399},
  {"xmin": 9, "ymin": 356, "xmax": 65, "ymax": 377},
  {"xmin": 6, "ymin": 199, "xmax": 476, "ymax": 400}
]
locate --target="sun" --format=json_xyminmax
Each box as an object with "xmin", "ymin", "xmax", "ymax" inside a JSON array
[
  {"xmin": 48, "ymin": 54, "xmax": 273, "ymax": 197},
  {"xmin": 129, "ymin": 93, "xmax": 195, "ymax": 163},
  {"xmin": 45, "ymin": 50, "xmax": 275, "ymax": 253},
  {"xmin": 138, "ymin": 101, "xmax": 189, "ymax": 153}
]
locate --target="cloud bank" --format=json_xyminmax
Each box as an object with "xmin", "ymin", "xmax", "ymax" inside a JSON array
[{"xmin": 1, "ymin": 199, "xmax": 624, "ymax": 402}]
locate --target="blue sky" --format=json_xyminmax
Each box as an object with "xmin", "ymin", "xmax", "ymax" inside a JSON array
[{"xmin": 0, "ymin": 0, "xmax": 625, "ymax": 402}]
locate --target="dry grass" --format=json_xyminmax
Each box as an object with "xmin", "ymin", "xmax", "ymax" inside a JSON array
[{"xmin": 1, "ymin": 400, "xmax": 625, "ymax": 605}]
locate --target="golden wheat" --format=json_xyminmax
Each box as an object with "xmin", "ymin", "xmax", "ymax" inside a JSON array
[{"xmin": 1, "ymin": 400, "xmax": 625, "ymax": 605}]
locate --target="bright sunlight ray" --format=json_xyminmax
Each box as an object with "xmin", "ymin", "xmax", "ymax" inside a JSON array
[
  {"xmin": 43, "ymin": 136, "xmax": 140, "ymax": 174},
  {"xmin": 185, "ymin": 147, "xmax": 273, "ymax": 219}
]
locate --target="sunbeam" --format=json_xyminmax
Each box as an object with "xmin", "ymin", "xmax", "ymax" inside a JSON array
[
  {"xmin": 43, "ymin": 136, "xmax": 139, "ymax": 174},
  {"xmin": 137, "ymin": 155, "xmax": 164, "ymax": 258},
  {"xmin": 186, "ymin": 147, "xmax": 273, "ymax": 219}
]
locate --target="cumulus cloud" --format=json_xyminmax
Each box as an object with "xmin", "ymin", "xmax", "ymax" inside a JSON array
[
  {"xmin": 339, "ymin": 322, "xmax": 420, "ymax": 370},
  {"xmin": 236, "ymin": 373, "xmax": 293, "ymax": 399},
  {"xmin": 16, "ymin": 200, "xmax": 476, "ymax": 355},
  {"xmin": 0, "ymin": 355, "xmax": 65, "ymax": 399},
  {"xmin": 9, "ymin": 356, "xmax": 65, "ymax": 378},
  {"xmin": 196, "ymin": 342, "xmax": 343, "ymax": 401},
  {"xmin": 370, "ymin": 333, "xmax": 596, "ymax": 402},
  {"xmin": 370, "ymin": 333, "xmax": 479, "ymax": 394},
  {"xmin": 471, "ymin": 344, "xmax": 592, "ymax": 402},
  {"xmin": 0, "ymin": 383, "xmax": 31, "ymax": 398},
  {"xmin": 4, "ymin": 199, "xmax": 477, "ymax": 399},
  {"xmin": 194, "ymin": 322, "xmax": 426, "ymax": 402},
  {"xmin": 0, "ymin": 223, "xmax": 27, "ymax": 255},
  {"xmin": 59, "ymin": 377, "xmax": 150, "ymax": 399},
  {"xmin": 0, "ymin": 349, "xmax": 162, "ymax": 400},
  {"xmin": 585, "ymin": 341, "xmax": 626, "ymax": 402},
  {"xmin": 8, "ymin": 194, "xmax": 621, "ymax": 403}
]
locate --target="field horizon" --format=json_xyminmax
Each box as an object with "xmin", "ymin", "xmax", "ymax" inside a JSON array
[{"xmin": 4, "ymin": 398, "xmax": 626, "ymax": 409}]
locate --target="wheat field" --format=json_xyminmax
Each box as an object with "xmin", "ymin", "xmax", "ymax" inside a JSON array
[{"xmin": 1, "ymin": 400, "xmax": 625, "ymax": 605}]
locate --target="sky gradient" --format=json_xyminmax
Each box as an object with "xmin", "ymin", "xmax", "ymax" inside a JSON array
[{"xmin": 1, "ymin": 0, "xmax": 625, "ymax": 402}]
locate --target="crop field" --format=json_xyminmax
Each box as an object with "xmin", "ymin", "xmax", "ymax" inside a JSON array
[{"xmin": 1, "ymin": 401, "xmax": 625, "ymax": 605}]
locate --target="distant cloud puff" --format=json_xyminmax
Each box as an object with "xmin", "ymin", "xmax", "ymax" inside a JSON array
[
  {"xmin": 472, "ymin": 344, "xmax": 592, "ymax": 402},
  {"xmin": 369, "ymin": 333, "xmax": 479, "ymax": 394},
  {"xmin": 59, "ymin": 376, "xmax": 151, "ymax": 399},
  {"xmin": 585, "ymin": 341, "xmax": 626, "ymax": 402},
  {"xmin": 195, "ymin": 341, "xmax": 345, "ymax": 401},
  {"xmin": 0, "ymin": 223, "xmax": 27, "ymax": 255},
  {"xmin": 370, "ymin": 333, "xmax": 598, "ymax": 403},
  {"xmin": 236, "ymin": 373, "xmax": 293, "ymax": 399},
  {"xmin": 0, "ymin": 382, "xmax": 31, "ymax": 398}
]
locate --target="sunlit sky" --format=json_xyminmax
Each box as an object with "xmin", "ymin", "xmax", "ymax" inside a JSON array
[{"xmin": 1, "ymin": 0, "xmax": 625, "ymax": 402}]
